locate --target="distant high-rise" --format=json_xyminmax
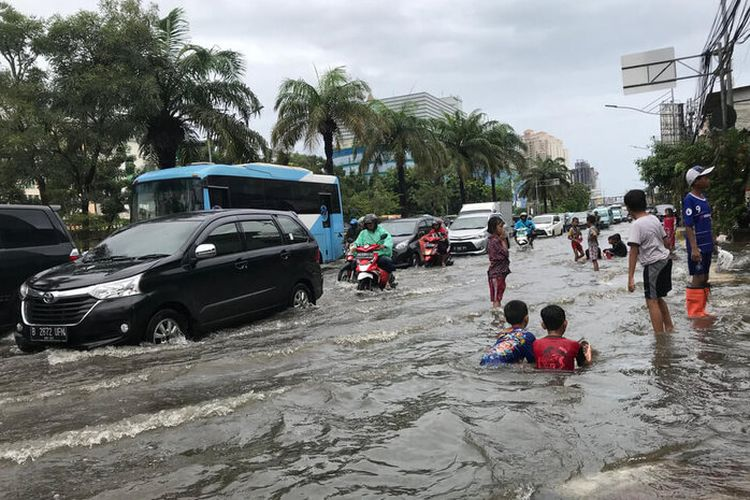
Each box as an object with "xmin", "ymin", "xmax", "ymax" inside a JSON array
[
  {"xmin": 334, "ymin": 92, "xmax": 462, "ymax": 174},
  {"xmin": 521, "ymin": 129, "xmax": 569, "ymax": 167},
  {"xmin": 571, "ymin": 159, "xmax": 598, "ymax": 189}
]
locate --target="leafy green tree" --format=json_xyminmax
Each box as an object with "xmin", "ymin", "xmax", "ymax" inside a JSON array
[
  {"xmin": 485, "ymin": 123, "xmax": 526, "ymax": 201},
  {"xmin": 356, "ymin": 102, "xmax": 443, "ymax": 216},
  {"xmin": 433, "ymin": 110, "xmax": 500, "ymax": 205},
  {"xmin": 635, "ymin": 140, "xmax": 713, "ymax": 206},
  {"xmin": 518, "ymin": 157, "xmax": 570, "ymax": 213},
  {"xmin": 272, "ymin": 67, "xmax": 372, "ymax": 174},
  {"xmin": 141, "ymin": 8, "xmax": 264, "ymax": 168},
  {"xmin": 339, "ymin": 171, "xmax": 399, "ymax": 217},
  {"xmin": 557, "ymin": 183, "xmax": 591, "ymax": 212}
]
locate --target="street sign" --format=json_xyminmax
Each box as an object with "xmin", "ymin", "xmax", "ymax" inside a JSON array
[{"xmin": 621, "ymin": 47, "xmax": 677, "ymax": 95}]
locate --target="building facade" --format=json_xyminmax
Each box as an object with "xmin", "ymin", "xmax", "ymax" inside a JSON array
[
  {"xmin": 333, "ymin": 92, "xmax": 462, "ymax": 175},
  {"xmin": 521, "ymin": 129, "xmax": 569, "ymax": 167},
  {"xmin": 571, "ymin": 159, "xmax": 598, "ymax": 189}
]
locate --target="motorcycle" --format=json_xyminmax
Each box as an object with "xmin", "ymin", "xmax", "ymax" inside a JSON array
[
  {"xmin": 515, "ymin": 227, "xmax": 531, "ymax": 250},
  {"xmin": 417, "ymin": 233, "xmax": 453, "ymax": 267},
  {"xmin": 337, "ymin": 244, "xmax": 357, "ymax": 282},
  {"xmin": 354, "ymin": 244, "xmax": 392, "ymax": 290}
]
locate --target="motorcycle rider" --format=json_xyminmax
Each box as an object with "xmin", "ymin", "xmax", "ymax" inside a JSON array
[
  {"xmin": 345, "ymin": 218, "xmax": 361, "ymax": 244},
  {"xmin": 422, "ymin": 218, "xmax": 450, "ymax": 266},
  {"xmin": 514, "ymin": 212, "xmax": 537, "ymax": 248},
  {"xmin": 354, "ymin": 213, "xmax": 396, "ymax": 285}
]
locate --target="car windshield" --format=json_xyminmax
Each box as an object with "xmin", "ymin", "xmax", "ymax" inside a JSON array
[
  {"xmin": 533, "ymin": 215, "xmax": 552, "ymax": 224},
  {"xmin": 380, "ymin": 220, "xmax": 416, "ymax": 236},
  {"xmin": 132, "ymin": 179, "xmax": 204, "ymax": 222},
  {"xmin": 87, "ymin": 220, "xmax": 202, "ymax": 261},
  {"xmin": 450, "ymin": 216, "xmax": 487, "ymax": 230}
]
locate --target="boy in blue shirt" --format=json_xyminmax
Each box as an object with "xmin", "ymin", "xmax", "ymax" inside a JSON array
[
  {"xmin": 683, "ymin": 165, "xmax": 715, "ymax": 318},
  {"xmin": 480, "ymin": 300, "xmax": 536, "ymax": 365}
]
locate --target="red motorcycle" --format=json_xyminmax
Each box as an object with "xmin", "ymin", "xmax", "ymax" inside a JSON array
[
  {"xmin": 417, "ymin": 233, "xmax": 452, "ymax": 267},
  {"xmin": 355, "ymin": 244, "xmax": 391, "ymax": 290}
]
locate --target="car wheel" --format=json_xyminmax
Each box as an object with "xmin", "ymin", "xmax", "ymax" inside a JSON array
[
  {"xmin": 146, "ymin": 308, "xmax": 187, "ymax": 344},
  {"xmin": 290, "ymin": 282, "xmax": 312, "ymax": 308},
  {"xmin": 15, "ymin": 336, "xmax": 44, "ymax": 354}
]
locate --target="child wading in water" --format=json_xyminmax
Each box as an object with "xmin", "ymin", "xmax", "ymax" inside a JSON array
[
  {"xmin": 567, "ymin": 217, "xmax": 585, "ymax": 261},
  {"xmin": 487, "ymin": 216, "xmax": 510, "ymax": 308},
  {"xmin": 625, "ymin": 189, "xmax": 674, "ymax": 333},
  {"xmin": 663, "ymin": 207, "xmax": 676, "ymax": 252},
  {"xmin": 586, "ymin": 214, "xmax": 600, "ymax": 271},
  {"xmin": 533, "ymin": 305, "xmax": 592, "ymax": 371}
]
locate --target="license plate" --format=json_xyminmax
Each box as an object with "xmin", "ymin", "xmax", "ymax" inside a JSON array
[
  {"xmin": 453, "ymin": 245, "xmax": 468, "ymax": 252},
  {"xmin": 30, "ymin": 326, "xmax": 68, "ymax": 342}
]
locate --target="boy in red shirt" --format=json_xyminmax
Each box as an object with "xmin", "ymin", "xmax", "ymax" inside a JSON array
[
  {"xmin": 533, "ymin": 305, "xmax": 592, "ymax": 371},
  {"xmin": 662, "ymin": 208, "xmax": 676, "ymax": 251}
]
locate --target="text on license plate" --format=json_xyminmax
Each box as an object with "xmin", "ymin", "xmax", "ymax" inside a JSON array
[{"xmin": 30, "ymin": 326, "xmax": 68, "ymax": 342}]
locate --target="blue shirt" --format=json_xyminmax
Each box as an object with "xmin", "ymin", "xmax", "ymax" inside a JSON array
[
  {"xmin": 683, "ymin": 192, "xmax": 713, "ymax": 253},
  {"xmin": 480, "ymin": 327, "xmax": 536, "ymax": 365},
  {"xmin": 514, "ymin": 219, "xmax": 536, "ymax": 232}
]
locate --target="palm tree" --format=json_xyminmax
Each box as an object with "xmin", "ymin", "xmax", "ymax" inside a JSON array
[
  {"xmin": 485, "ymin": 123, "xmax": 526, "ymax": 202},
  {"xmin": 356, "ymin": 102, "xmax": 442, "ymax": 216},
  {"xmin": 141, "ymin": 8, "xmax": 265, "ymax": 168},
  {"xmin": 272, "ymin": 67, "xmax": 372, "ymax": 175},
  {"xmin": 433, "ymin": 110, "xmax": 500, "ymax": 205},
  {"xmin": 518, "ymin": 157, "xmax": 570, "ymax": 213}
]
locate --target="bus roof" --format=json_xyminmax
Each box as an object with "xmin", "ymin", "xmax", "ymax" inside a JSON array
[{"xmin": 134, "ymin": 163, "xmax": 338, "ymax": 185}]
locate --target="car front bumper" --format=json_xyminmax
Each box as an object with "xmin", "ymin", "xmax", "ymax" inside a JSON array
[
  {"xmin": 16, "ymin": 294, "xmax": 154, "ymax": 349},
  {"xmin": 450, "ymin": 237, "xmax": 487, "ymax": 255}
]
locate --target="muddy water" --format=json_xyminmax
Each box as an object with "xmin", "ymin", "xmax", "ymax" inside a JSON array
[{"xmin": 1, "ymin": 229, "xmax": 749, "ymax": 499}]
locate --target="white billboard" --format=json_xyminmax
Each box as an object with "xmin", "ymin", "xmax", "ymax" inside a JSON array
[{"xmin": 621, "ymin": 47, "xmax": 676, "ymax": 95}]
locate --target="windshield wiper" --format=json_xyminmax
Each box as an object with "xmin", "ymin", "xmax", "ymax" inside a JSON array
[{"xmin": 135, "ymin": 253, "xmax": 170, "ymax": 260}]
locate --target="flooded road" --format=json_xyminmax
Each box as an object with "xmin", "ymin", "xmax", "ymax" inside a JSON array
[{"xmin": 1, "ymin": 228, "xmax": 750, "ymax": 499}]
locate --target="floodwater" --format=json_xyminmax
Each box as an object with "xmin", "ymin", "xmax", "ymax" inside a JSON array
[{"xmin": 1, "ymin": 228, "xmax": 749, "ymax": 499}]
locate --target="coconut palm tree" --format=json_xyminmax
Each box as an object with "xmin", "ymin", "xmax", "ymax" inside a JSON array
[
  {"xmin": 485, "ymin": 123, "xmax": 526, "ymax": 202},
  {"xmin": 140, "ymin": 8, "xmax": 265, "ymax": 168},
  {"xmin": 433, "ymin": 110, "xmax": 500, "ymax": 205},
  {"xmin": 272, "ymin": 67, "xmax": 372, "ymax": 175},
  {"xmin": 518, "ymin": 157, "xmax": 570, "ymax": 213},
  {"xmin": 356, "ymin": 102, "xmax": 442, "ymax": 216}
]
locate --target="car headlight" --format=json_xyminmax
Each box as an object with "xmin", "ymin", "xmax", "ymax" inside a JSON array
[
  {"xmin": 19, "ymin": 283, "xmax": 29, "ymax": 298},
  {"xmin": 89, "ymin": 274, "xmax": 142, "ymax": 300},
  {"xmin": 396, "ymin": 241, "xmax": 408, "ymax": 251}
]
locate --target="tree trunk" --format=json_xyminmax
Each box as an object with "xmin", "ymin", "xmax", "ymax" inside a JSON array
[
  {"xmin": 396, "ymin": 157, "xmax": 408, "ymax": 217},
  {"xmin": 323, "ymin": 131, "xmax": 334, "ymax": 175},
  {"xmin": 543, "ymin": 186, "xmax": 548, "ymax": 213},
  {"xmin": 80, "ymin": 190, "xmax": 91, "ymax": 250},
  {"xmin": 458, "ymin": 174, "xmax": 466, "ymax": 206},
  {"xmin": 35, "ymin": 176, "xmax": 48, "ymax": 205},
  {"xmin": 490, "ymin": 174, "xmax": 497, "ymax": 202},
  {"xmin": 150, "ymin": 113, "xmax": 184, "ymax": 169}
]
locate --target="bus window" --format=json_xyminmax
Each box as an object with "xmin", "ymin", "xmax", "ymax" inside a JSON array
[
  {"xmin": 132, "ymin": 178, "xmax": 203, "ymax": 221},
  {"xmin": 208, "ymin": 186, "xmax": 230, "ymax": 209}
]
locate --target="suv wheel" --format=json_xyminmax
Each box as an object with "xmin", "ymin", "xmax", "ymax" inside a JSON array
[
  {"xmin": 15, "ymin": 336, "xmax": 44, "ymax": 354},
  {"xmin": 146, "ymin": 309, "xmax": 187, "ymax": 344},
  {"xmin": 290, "ymin": 283, "xmax": 312, "ymax": 308}
]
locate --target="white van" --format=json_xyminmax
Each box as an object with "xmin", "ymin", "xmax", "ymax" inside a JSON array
[{"xmin": 459, "ymin": 201, "xmax": 511, "ymax": 220}]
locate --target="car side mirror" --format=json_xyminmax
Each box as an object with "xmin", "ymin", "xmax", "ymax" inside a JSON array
[{"xmin": 195, "ymin": 243, "xmax": 217, "ymax": 259}]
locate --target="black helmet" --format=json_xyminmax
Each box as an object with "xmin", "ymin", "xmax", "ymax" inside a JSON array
[{"xmin": 363, "ymin": 213, "xmax": 379, "ymax": 229}]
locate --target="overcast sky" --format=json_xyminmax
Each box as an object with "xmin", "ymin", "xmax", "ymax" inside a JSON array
[{"xmin": 15, "ymin": 0, "xmax": 750, "ymax": 196}]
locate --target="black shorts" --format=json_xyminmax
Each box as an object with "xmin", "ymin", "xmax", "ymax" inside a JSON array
[{"xmin": 643, "ymin": 259, "xmax": 672, "ymax": 299}]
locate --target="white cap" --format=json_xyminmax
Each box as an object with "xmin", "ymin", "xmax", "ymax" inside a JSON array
[{"xmin": 685, "ymin": 165, "xmax": 714, "ymax": 186}]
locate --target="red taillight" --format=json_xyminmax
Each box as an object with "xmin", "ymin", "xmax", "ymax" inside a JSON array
[
  {"xmin": 316, "ymin": 249, "xmax": 321, "ymax": 263},
  {"xmin": 69, "ymin": 249, "xmax": 80, "ymax": 262}
]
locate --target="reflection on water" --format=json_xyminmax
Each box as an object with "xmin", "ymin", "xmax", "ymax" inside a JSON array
[{"xmin": 0, "ymin": 232, "xmax": 748, "ymax": 499}]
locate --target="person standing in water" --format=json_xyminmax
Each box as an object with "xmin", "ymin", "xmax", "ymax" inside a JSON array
[
  {"xmin": 586, "ymin": 214, "xmax": 600, "ymax": 272},
  {"xmin": 683, "ymin": 165, "xmax": 715, "ymax": 318},
  {"xmin": 487, "ymin": 216, "xmax": 510, "ymax": 308}
]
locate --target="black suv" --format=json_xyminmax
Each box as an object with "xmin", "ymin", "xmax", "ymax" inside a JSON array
[
  {"xmin": 0, "ymin": 205, "xmax": 79, "ymax": 332},
  {"xmin": 379, "ymin": 216, "xmax": 438, "ymax": 267},
  {"xmin": 14, "ymin": 209, "xmax": 323, "ymax": 352}
]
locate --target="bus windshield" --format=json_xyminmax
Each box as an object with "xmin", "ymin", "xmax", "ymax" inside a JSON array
[{"xmin": 132, "ymin": 179, "xmax": 204, "ymax": 222}]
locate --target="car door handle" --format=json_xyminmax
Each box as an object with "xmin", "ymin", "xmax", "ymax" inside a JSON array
[
  {"xmin": 280, "ymin": 250, "xmax": 290, "ymax": 261},
  {"xmin": 234, "ymin": 260, "xmax": 248, "ymax": 270}
]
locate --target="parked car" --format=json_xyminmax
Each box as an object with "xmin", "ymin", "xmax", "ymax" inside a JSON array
[
  {"xmin": 609, "ymin": 205, "xmax": 624, "ymax": 224},
  {"xmin": 0, "ymin": 205, "xmax": 79, "ymax": 332},
  {"xmin": 532, "ymin": 214, "xmax": 564, "ymax": 237},
  {"xmin": 449, "ymin": 213, "xmax": 492, "ymax": 255},
  {"xmin": 593, "ymin": 207, "xmax": 613, "ymax": 228},
  {"xmin": 14, "ymin": 209, "xmax": 322, "ymax": 352},
  {"xmin": 380, "ymin": 215, "xmax": 438, "ymax": 267}
]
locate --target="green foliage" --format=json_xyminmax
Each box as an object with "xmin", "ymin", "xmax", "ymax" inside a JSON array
[
  {"xmin": 556, "ymin": 183, "xmax": 591, "ymax": 212},
  {"xmin": 339, "ymin": 171, "xmax": 399, "ymax": 217},
  {"xmin": 518, "ymin": 157, "xmax": 570, "ymax": 213},
  {"xmin": 272, "ymin": 67, "xmax": 372, "ymax": 174},
  {"xmin": 635, "ymin": 130, "xmax": 750, "ymax": 236}
]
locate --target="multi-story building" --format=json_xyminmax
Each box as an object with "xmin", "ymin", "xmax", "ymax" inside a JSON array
[
  {"xmin": 333, "ymin": 92, "xmax": 462, "ymax": 174},
  {"xmin": 571, "ymin": 159, "xmax": 598, "ymax": 189},
  {"xmin": 521, "ymin": 129, "xmax": 569, "ymax": 167}
]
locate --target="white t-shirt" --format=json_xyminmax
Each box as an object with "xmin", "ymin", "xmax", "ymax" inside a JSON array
[{"xmin": 627, "ymin": 214, "xmax": 669, "ymax": 265}]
